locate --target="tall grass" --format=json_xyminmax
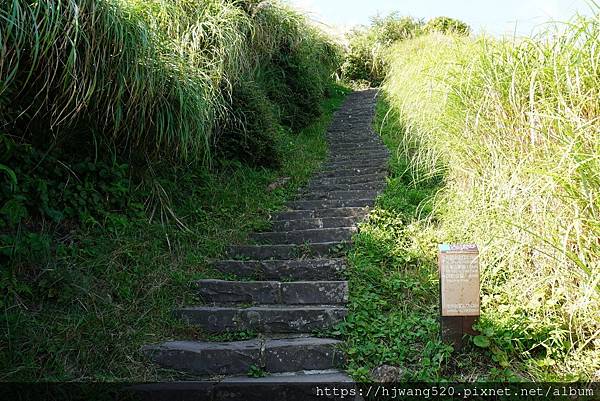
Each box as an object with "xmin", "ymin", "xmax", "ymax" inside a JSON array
[
  {"xmin": 0, "ymin": 0, "xmax": 341, "ymax": 163},
  {"xmin": 382, "ymin": 14, "xmax": 599, "ymax": 379}
]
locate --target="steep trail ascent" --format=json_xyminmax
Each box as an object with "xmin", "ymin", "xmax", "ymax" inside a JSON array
[{"xmin": 143, "ymin": 89, "xmax": 389, "ymax": 384}]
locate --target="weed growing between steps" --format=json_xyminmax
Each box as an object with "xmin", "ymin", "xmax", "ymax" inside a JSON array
[
  {"xmin": 0, "ymin": 86, "xmax": 350, "ymax": 381},
  {"xmin": 341, "ymin": 97, "xmax": 514, "ymax": 382}
]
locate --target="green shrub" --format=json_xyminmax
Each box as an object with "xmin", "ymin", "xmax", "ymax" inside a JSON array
[
  {"xmin": 341, "ymin": 14, "xmax": 422, "ymax": 85},
  {"xmin": 424, "ymin": 16, "xmax": 470, "ymax": 35},
  {"xmin": 383, "ymin": 12, "xmax": 599, "ymax": 379},
  {"xmin": 215, "ymin": 79, "xmax": 280, "ymax": 168}
]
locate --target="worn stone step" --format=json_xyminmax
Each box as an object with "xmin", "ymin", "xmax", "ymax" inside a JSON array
[
  {"xmin": 327, "ymin": 136, "xmax": 382, "ymax": 143},
  {"xmin": 220, "ymin": 369, "xmax": 353, "ymax": 383},
  {"xmin": 175, "ymin": 305, "xmax": 347, "ymax": 333},
  {"xmin": 324, "ymin": 158, "xmax": 388, "ymax": 170},
  {"xmin": 329, "ymin": 141, "xmax": 384, "ymax": 148},
  {"xmin": 316, "ymin": 166, "xmax": 387, "ymax": 179},
  {"xmin": 329, "ymin": 145, "xmax": 387, "ymax": 154},
  {"xmin": 272, "ymin": 207, "xmax": 368, "ymax": 221},
  {"xmin": 287, "ymin": 199, "xmax": 375, "ymax": 210},
  {"xmin": 130, "ymin": 371, "xmax": 356, "ymax": 401},
  {"xmin": 272, "ymin": 217, "xmax": 358, "ymax": 231},
  {"xmin": 271, "ymin": 209, "xmax": 314, "ymax": 221},
  {"xmin": 329, "ymin": 150, "xmax": 390, "ymax": 160},
  {"xmin": 218, "ymin": 371, "xmax": 356, "ymax": 401},
  {"xmin": 309, "ymin": 173, "xmax": 386, "ymax": 186},
  {"xmin": 300, "ymin": 190, "xmax": 380, "ymax": 201},
  {"xmin": 251, "ymin": 227, "xmax": 357, "ymax": 245},
  {"xmin": 142, "ymin": 337, "xmax": 344, "ymax": 376},
  {"xmin": 212, "ymin": 259, "xmax": 347, "ymax": 281},
  {"xmin": 197, "ymin": 280, "xmax": 348, "ymax": 305},
  {"xmin": 307, "ymin": 181, "xmax": 385, "ymax": 192},
  {"xmin": 227, "ymin": 241, "xmax": 348, "ymax": 260},
  {"xmin": 329, "ymin": 148, "xmax": 389, "ymax": 156}
]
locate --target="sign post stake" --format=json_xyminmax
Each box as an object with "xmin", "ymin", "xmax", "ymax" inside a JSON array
[{"xmin": 438, "ymin": 244, "xmax": 480, "ymax": 350}]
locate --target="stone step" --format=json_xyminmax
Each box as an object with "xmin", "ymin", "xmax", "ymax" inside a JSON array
[
  {"xmin": 287, "ymin": 199, "xmax": 375, "ymax": 210},
  {"xmin": 251, "ymin": 227, "xmax": 356, "ymax": 245},
  {"xmin": 328, "ymin": 122, "xmax": 374, "ymax": 129},
  {"xmin": 307, "ymin": 181, "xmax": 385, "ymax": 192},
  {"xmin": 227, "ymin": 241, "xmax": 348, "ymax": 260},
  {"xmin": 328, "ymin": 144, "xmax": 384, "ymax": 151},
  {"xmin": 219, "ymin": 369, "xmax": 353, "ymax": 383},
  {"xmin": 272, "ymin": 217, "xmax": 358, "ymax": 231},
  {"xmin": 142, "ymin": 337, "xmax": 344, "ymax": 376},
  {"xmin": 197, "ymin": 280, "xmax": 348, "ymax": 305},
  {"xmin": 316, "ymin": 166, "xmax": 387, "ymax": 179},
  {"xmin": 212, "ymin": 258, "xmax": 347, "ymax": 281},
  {"xmin": 329, "ymin": 145, "xmax": 387, "ymax": 154},
  {"xmin": 130, "ymin": 371, "xmax": 356, "ymax": 401},
  {"xmin": 324, "ymin": 158, "xmax": 388, "ymax": 170},
  {"xmin": 272, "ymin": 207, "xmax": 368, "ymax": 221},
  {"xmin": 329, "ymin": 147, "xmax": 389, "ymax": 156},
  {"xmin": 300, "ymin": 189, "xmax": 380, "ymax": 201},
  {"xmin": 328, "ymin": 150, "xmax": 390, "ymax": 160},
  {"xmin": 328, "ymin": 137, "xmax": 378, "ymax": 144},
  {"xmin": 309, "ymin": 173, "xmax": 386, "ymax": 186},
  {"xmin": 326, "ymin": 136, "xmax": 382, "ymax": 143},
  {"xmin": 175, "ymin": 305, "xmax": 347, "ymax": 333}
]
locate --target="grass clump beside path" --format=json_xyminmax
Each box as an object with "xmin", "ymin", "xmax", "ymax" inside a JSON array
[
  {"xmin": 0, "ymin": 83, "xmax": 350, "ymax": 381},
  {"xmin": 348, "ymin": 13, "xmax": 599, "ymax": 381},
  {"xmin": 1, "ymin": 0, "xmax": 341, "ymax": 164},
  {"xmin": 0, "ymin": 0, "xmax": 349, "ymax": 381}
]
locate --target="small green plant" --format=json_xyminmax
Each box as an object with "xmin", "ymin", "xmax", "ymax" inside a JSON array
[{"xmin": 247, "ymin": 364, "xmax": 267, "ymax": 378}]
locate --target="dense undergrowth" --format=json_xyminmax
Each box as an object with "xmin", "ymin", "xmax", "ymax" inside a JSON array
[
  {"xmin": 341, "ymin": 14, "xmax": 469, "ymax": 86},
  {"xmin": 373, "ymin": 13, "xmax": 599, "ymax": 380},
  {"xmin": 1, "ymin": 0, "xmax": 341, "ymax": 164},
  {"xmin": 0, "ymin": 0, "xmax": 347, "ymax": 380},
  {"xmin": 0, "ymin": 83, "xmax": 349, "ymax": 381}
]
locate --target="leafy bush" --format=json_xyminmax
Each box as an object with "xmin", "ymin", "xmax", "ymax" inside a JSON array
[
  {"xmin": 383, "ymin": 12, "xmax": 599, "ymax": 379},
  {"xmin": 341, "ymin": 14, "xmax": 422, "ymax": 85},
  {"xmin": 424, "ymin": 16, "xmax": 470, "ymax": 35}
]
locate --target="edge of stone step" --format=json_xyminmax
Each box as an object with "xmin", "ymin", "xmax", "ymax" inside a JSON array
[
  {"xmin": 287, "ymin": 199, "xmax": 375, "ymax": 210},
  {"xmin": 271, "ymin": 217, "xmax": 358, "ymax": 231},
  {"xmin": 250, "ymin": 227, "xmax": 357, "ymax": 245},
  {"xmin": 197, "ymin": 279, "xmax": 348, "ymax": 305},
  {"xmin": 142, "ymin": 337, "xmax": 345, "ymax": 376},
  {"xmin": 299, "ymin": 190, "xmax": 380, "ymax": 201},
  {"xmin": 227, "ymin": 241, "xmax": 349, "ymax": 260},
  {"xmin": 211, "ymin": 258, "xmax": 347, "ymax": 281},
  {"xmin": 174, "ymin": 305, "xmax": 347, "ymax": 333},
  {"xmin": 128, "ymin": 370, "xmax": 356, "ymax": 401},
  {"xmin": 309, "ymin": 173, "xmax": 386, "ymax": 186},
  {"xmin": 272, "ymin": 207, "xmax": 369, "ymax": 221},
  {"xmin": 307, "ymin": 181, "xmax": 385, "ymax": 192},
  {"xmin": 315, "ymin": 166, "xmax": 388, "ymax": 179}
]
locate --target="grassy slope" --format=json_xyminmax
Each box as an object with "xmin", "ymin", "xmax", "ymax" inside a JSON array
[
  {"xmin": 1, "ymin": 85, "xmax": 350, "ymax": 381},
  {"xmin": 344, "ymin": 16, "xmax": 599, "ymax": 381},
  {"xmin": 342, "ymin": 97, "xmax": 505, "ymax": 382}
]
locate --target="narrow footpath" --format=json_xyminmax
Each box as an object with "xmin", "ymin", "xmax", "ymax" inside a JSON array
[{"xmin": 143, "ymin": 89, "xmax": 389, "ymax": 387}]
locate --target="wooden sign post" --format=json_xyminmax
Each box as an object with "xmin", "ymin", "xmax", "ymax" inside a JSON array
[{"xmin": 438, "ymin": 244, "xmax": 480, "ymax": 350}]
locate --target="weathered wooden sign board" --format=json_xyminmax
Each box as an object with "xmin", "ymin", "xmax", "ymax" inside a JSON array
[{"xmin": 438, "ymin": 244, "xmax": 480, "ymax": 349}]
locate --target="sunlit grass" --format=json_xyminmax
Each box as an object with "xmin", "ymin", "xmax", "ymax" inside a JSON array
[
  {"xmin": 382, "ymin": 13, "xmax": 599, "ymax": 380},
  {"xmin": 0, "ymin": 0, "xmax": 341, "ymax": 163}
]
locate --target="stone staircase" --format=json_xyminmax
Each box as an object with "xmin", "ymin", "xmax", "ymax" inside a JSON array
[{"xmin": 142, "ymin": 89, "xmax": 388, "ymax": 384}]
